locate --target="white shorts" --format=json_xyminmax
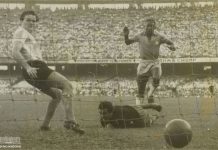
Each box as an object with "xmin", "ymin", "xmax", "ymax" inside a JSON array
[{"xmin": 137, "ymin": 59, "xmax": 162, "ymax": 78}]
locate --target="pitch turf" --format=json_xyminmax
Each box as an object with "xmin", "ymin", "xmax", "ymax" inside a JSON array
[{"xmin": 0, "ymin": 94, "xmax": 218, "ymax": 150}]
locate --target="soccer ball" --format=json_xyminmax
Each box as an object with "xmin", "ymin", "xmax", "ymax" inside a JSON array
[{"xmin": 164, "ymin": 119, "xmax": 192, "ymax": 148}]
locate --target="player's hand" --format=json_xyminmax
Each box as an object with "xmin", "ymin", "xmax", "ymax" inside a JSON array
[
  {"xmin": 106, "ymin": 124, "xmax": 113, "ymax": 128},
  {"xmin": 168, "ymin": 45, "xmax": 176, "ymax": 51},
  {"xmin": 9, "ymin": 76, "xmax": 24, "ymax": 87},
  {"xmin": 123, "ymin": 26, "xmax": 129, "ymax": 36},
  {"xmin": 26, "ymin": 67, "xmax": 38, "ymax": 78}
]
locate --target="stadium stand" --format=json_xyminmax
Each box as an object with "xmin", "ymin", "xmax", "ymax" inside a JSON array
[
  {"xmin": 0, "ymin": 4, "xmax": 218, "ymax": 60},
  {"xmin": 0, "ymin": 77, "xmax": 215, "ymax": 98}
]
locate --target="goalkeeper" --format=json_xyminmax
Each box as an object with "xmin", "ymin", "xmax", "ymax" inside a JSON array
[{"xmin": 98, "ymin": 101, "xmax": 162, "ymax": 128}]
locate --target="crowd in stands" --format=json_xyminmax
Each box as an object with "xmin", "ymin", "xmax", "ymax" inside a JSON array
[
  {"xmin": 0, "ymin": 3, "xmax": 217, "ymax": 98},
  {"xmin": 0, "ymin": 77, "xmax": 216, "ymax": 98},
  {"xmin": 0, "ymin": 4, "xmax": 218, "ymax": 60}
]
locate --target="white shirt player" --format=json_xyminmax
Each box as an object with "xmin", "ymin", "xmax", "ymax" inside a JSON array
[{"xmin": 12, "ymin": 26, "xmax": 42, "ymax": 61}]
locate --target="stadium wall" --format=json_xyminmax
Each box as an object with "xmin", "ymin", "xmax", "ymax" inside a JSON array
[
  {"xmin": 0, "ymin": 0, "xmax": 214, "ymax": 4},
  {"xmin": 1, "ymin": 62, "xmax": 218, "ymax": 78}
]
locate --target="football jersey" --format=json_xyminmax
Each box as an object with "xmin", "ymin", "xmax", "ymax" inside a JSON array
[
  {"xmin": 13, "ymin": 26, "xmax": 42, "ymax": 61},
  {"xmin": 133, "ymin": 30, "xmax": 171, "ymax": 60},
  {"xmin": 105, "ymin": 105, "xmax": 147, "ymax": 128}
]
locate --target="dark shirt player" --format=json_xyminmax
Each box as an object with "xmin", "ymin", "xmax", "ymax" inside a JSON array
[{"xmin": 99, "ymin": 101, "xmax": 162, "ymax": 128}]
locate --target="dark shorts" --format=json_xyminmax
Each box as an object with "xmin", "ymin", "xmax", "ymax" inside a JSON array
[{"xmin": 22, "ymin": 60, "xmax": 54, "ymax": 92}]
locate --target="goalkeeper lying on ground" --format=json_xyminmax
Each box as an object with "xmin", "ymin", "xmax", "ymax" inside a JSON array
[{"xmin": 98, "ymin": 101, "xmax": 162, "ymax": 128}]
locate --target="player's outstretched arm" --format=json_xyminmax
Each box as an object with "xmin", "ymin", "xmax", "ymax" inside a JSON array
[
  {"xmin": 158, "ymin": 32, "xmax": 176, "ymax": 51},
  {"xmin": 141, "ymin": 103, "xmax": 162, "ymax": 112},
  {"xmin": 12, "ymin": 31, "xmax": 38, "ymax": 78},
  {"xmin": 123, "ymin": 27, "xmax": 135, "ymax": 45},
  {"xmin": 163, "ymin": 38, "xmax": 176, "ymax": 51},
  {"xmin": 12, "ymin": 41, "xmax": 38, "ymax": 78}
]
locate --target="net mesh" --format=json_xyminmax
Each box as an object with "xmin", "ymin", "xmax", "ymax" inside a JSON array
[{"xmin": 0, "ymin": 1, "xmax": 218, "ymax": 150}]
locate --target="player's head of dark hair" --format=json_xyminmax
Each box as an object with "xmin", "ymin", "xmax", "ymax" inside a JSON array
[
  {"xmin": 99, "ymin": 101, "xmax": 113, "ymax": 113},
  {"xmin": 145, "ymin": 18, "xmax": 156, "ymax": 35},
  {"xmin": 20, "ymin": 10, "xmax": 39, "ymax": 22}
]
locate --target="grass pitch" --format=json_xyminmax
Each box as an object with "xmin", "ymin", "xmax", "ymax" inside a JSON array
[{"xmin": 0, "ymin": 94, "xmax": 218, "ymax": 150}]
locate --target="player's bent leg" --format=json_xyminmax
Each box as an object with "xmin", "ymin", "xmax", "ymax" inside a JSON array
[
  {"xmin": 144, "ymin": 113, "xmax": 152, "ymax": 127},
  {"xmin": 47, "ymin": 71, "xmax": 74, "ymax": 118},
  {"xmin": 40, "ymin": 88, "xmax": 62, "ymax": 131},
  {"xmin": 136, "ymin": 75, "xmax": 149, "ymax": 105},
  {"xmin": 148, "ymin": 66, "xmax": 161, "ymax": 103},
  {"xmin": 135, "ymin": 97, "xmax": 144, "ymax": 106},
  {"xmin": 46, "ymin": 71, "xmax": 72, "ymax": 93},
  {"xmin": 47, "ymin": 72, "xmax": 84, "ymax": 134},
  {"xmin": 148, "ymin": 78, "xmax": 160, "ymax": 103},
  {"xmin": 152, "ymin": 78, "xmax": 160, "ymax": 88}
]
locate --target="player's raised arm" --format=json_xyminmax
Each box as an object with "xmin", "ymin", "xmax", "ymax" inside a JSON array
[{"xmin": 123, "ymin": 26, "xmax": 137, "ymax": 45}]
